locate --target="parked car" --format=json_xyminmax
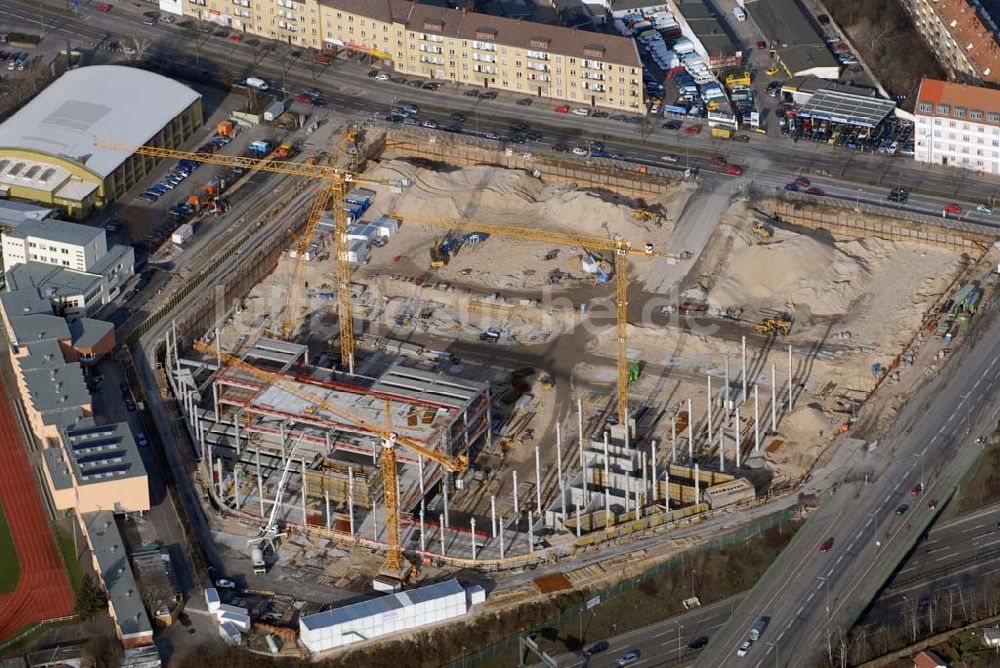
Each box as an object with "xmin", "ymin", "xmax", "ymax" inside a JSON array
[
  {"xmin": 215, "ymin": 579, "xmax": 236, "ymax": 589},
  {"xmin": 662, "ymin": 120, "xmax": 682, "ymax": 130},
  {"xmin": 977, "ymin": 203, "xmax": 993, "ymax": 214},
  {"xmin": 572, "ymin": 147, "xmax": 589, "ymax": 156},
  {"xmin": 554, "ymin": 104, "xmax": 570, "ymax": 113},
  {"xmin": 943, "ymin": 203, "xmax": 962, "ymax": 216},
  {"xmin": 684, "ymin": 125, "xmax": 702, "ymax": 135},
  {"xmin": 402, "ymin": 104, "xmax": 419, "ymax": 114},
  {"xmin": 911, "ymin": 484, "xmax": 923, "ymax": 495},
  {"xmin": 896, "ymin": 504, "xmax": 909, "ymax": 515},
  {"xmin": 516, "ymin": 97, "xmax": 533, "ymax": 106},
  {"xmin": 449, "ymin": 112, "xmax": 466, "ymax": 122},
  {"xmin": 571, "ymin": 107, "xmax": 591, "ymax": 116},
  {"xmin": 479, "ymin": 91, "xmax": 497, "ymax": 99}
]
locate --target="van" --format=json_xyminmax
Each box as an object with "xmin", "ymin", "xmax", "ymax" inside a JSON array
[
  {"xmin": 733, "ymin": 6, "xmax": 747, "ymax": 20},
  {"xmin": 245, "ymin": 76, "xmax": 269, "ymax": 91}
]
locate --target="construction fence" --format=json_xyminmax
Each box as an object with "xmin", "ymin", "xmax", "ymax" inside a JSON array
[
  {"xmin": 376, "ymin": 126, "xmax": 683, "ymax": 198},
  {"xmin": 445, "ymin": 506, "xmax": 799, "ymax": 667},
  {"xmin": 755, "ymin": 193, "xmax": 996, "ymax": 252}
]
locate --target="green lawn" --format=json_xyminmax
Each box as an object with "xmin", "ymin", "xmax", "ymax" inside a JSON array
[
  {"xmin": 0, "ymin": 501, "xmax": 19, "ymax": 594},
  {"xmin": 54, "ymin": 524, "xmax": 83, "ymax": 592}
]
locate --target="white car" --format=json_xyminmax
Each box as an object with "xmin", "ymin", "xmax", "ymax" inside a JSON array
[
  {"xmin": 737, "ymin": 641, "xmax": 752, "ymax": 657},
  {"xmin": 215, "ymin": 578, "xmax": 236, "ymax": 590},
  {"xmin": 661, "ymin": 154, "xmax": 680, "ymax": 163},
  {"xmin": 375, "ymin": 72, "xmax": 390, "ymax": 81},
  {"xmin": 571, "ymin": 107, "xmax": 592, "ymax": 116},
  {"xmin": 572, "ymin": 147, "xmax": 589, "ymax": 156}
]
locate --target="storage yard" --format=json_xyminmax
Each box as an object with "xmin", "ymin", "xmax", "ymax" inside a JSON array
[{"xmin": 152, "ymin": 120, "xmax": 997, "ymax": 659}]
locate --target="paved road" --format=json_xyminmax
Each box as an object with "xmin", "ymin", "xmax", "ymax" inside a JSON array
[
  {"xmin": 696, "ymin": 305, "xmax": 1000, "ymax": 666},
  {"xmin": 539, "ymin": 502, "xmax": 1000, "ymax": 667},
  {"xmin": 7, "ymin": 0, "xmax": 1000, "ymax": 223}
]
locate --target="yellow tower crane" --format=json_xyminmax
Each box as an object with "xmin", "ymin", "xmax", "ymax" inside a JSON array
[
  {"xmin": 192, "ymin": 341, "xmax": 466, "ymax": 580},
  {"xmin": 387, "ymin": 212, "xmax": 690, "ymax": 426},
  {"xmin": 95, "ymin": 140, "xmax": 399, "ymax": 374}
]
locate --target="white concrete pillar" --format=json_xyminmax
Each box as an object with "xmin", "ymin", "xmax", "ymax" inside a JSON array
[
  {"xmin": 534, "ymin": 446, "xmax": 542, "ymax": 515},
  {"xmin": 512, "ymin": 470, "xmax": 519, "ymax": 516},
  {"xmin": 624, "ymin": 476, "xmax": 630, "ymax": 514},
  {"xmin": 556, "ymin": 423, "xmax": 565, "ymax": 515},
  {"xmin": 735, "ymin": 406, "xmax": 742, "ymax": 469},
  {"xmin": 256, "ymin": 448, "xmax": 264, "ymax": 518},
  {"xmin": 470, "ymin": 518, "xmax": 477, "ymax": 562},
  {"xmin": 651, "ymin": 440, "xmax": 659, "ymax": 503},
  {"xmin": 418, "ymin": 454, "xmax": 425, "ymax": 497},
  {"xmin": 771, "ymin": 364, "xmax": 778, "ymax": 432},
  {"xmin": 301, "ymin": 459, "xmax": 308, "ymax": 525},
  {"xmin": 528, "ymin": 512, "xmax": 534, "ymax": 554},
  {"xmin": 719, "ymin": 426, "xmax": 725, "ymax": 472},
  {"xmin": 578, "ymin": 398, "xmax": 586, "ymax": 505},
  {"xmin": 216, "ymin": 457, "xmax": 224, "ymax": 502},
  {"xmin": 419, "ymin": 504, "xmax": 426, "ymax": 552},
  {"xmin": 724, "ymin": 356, "xmax": 730, "ymax": 411},
  {"xmin": 788, "ymin": 344, "xmax": 794, "ymax": 411},
  {"xmin": 491, "ymin": 495, "xmax": 497, "ymax": 538},
  {"xmin": 694, "ymin": 463, "xmax": 701, "ymax": 501},
  {"xmin": 213, "ymin": 382, "xmax": 220, "ymax": 423},
  {"xmin": 707, "ymin": 373, "xmax": 713, "ymax": 444},
  {"xmin": 575, "ymin": 501, "xmax": 582, "ymax": 538},
  {"xmin": 754, "ymin": 384, "xmax": 761, "ymax": 454},
  {"xmin": 741, "ymin": 335, "xmax": 748, "ymax": 403},
  {"xmin": 603, "ymin": 432, "xmax": 611, "ymax": 519},
  {"xmin": 348, "ymin": 467, "xmax": 355, "ymax": 540},
  {"xmin": 442, "ymin": 476, "xmax": 450, "ymax": 530},
  {"xmin": 325, "ymin": 489, "xmax": 330, "ymax": 530},
  {"xmin": 440, "ymin": 520, "xmax": 446, "ymax": 557},
  {"xmin": 233, "ymin": 470, "xmax": 240, "ymax": 510},
  {"xmin": 641, "ymin": 451, "xmax": 648, "ymax": 502},
  {"xmin": 687, "ymin": 398, "xmax": 694, "ymax": 460},
  {"xmin": 233, "ymin": 410, "xmax": 241, "ymax": 457}
]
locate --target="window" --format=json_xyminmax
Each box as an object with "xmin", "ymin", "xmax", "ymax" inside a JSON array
[
  {"xmin": 955, "ymin": 106, "xmax": 966, "ymax": 117},
  {"xmin": 936, "ymin": 104, "xmax": 950, "ymax": 114},
  {"xmin": 989, "ymin": 112, "xmax": 1000, "ymax": 123},
  {"xmin": 971, "ymin": 109, "xmax": 984, "ymax": 120}
]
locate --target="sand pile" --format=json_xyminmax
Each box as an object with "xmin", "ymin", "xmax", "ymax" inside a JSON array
[
  {"xmin": 706, "ymin": 228, "xmax": 961, "ymax": 329},
  {"xmin": 367, "ymin": 160, "xmax": 683, "ymax": 240}
]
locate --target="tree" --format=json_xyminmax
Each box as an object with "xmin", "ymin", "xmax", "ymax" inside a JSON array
[
  {"xmin": 124, "ymin": 34, "xmax": 153, "ymax": 64},
  {"xmin": 84, "ymin": 632, "xmax": 122, "ymax": 668},
  {"xmin": 75, "ymin": 573, "xmax": 107, "ymax": 620}
]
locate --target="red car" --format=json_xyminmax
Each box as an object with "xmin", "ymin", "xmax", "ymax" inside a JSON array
[
  {"xmin": 710, "ymin": 156, "xmax": 727, "ymax": 167},
  {"xmin": 295, "ymin": 93, "xmax": 313, "ymax": 103},
  {"xmin": 806, "ymin": 187, "xmax": 825, "ymax": 196},
  {"xmin": 943, "ymin": 203, "xmax": 962, "ymax": 216},
  {"xmin": 228, "ymin": 33, "xmax": 243, "ymax": 42},
  {"xmin": 820, "ymin": 537, "xmax": 834, "ymax": 553},
  {"xmin": 724, "ymin": 164, "xmax": 744, "ymax": 176},
  {"xmin": 96, "ymin": 2, "xmax": 112, "ymax": 11},
  {"xmin": 794, "ymin": 176, "xmax": 811, "ymax": 187},
  {"xmin": 757, "ymin": 40, "xmax": 768, "ymax": 50},
  {"xmin": 554, "ymin": 104, "xmax": 570, "ymax": 113},
  {"xmin": 314, "ymin": 53, "xmax": 334, "ymax": 65},
  {"xmin": 684, "ymin": 125, "xmax": 702, "ymax": 135},
  {"xmin": 911, "ymin": 483, "xmax": 923, "ymax": 495}
]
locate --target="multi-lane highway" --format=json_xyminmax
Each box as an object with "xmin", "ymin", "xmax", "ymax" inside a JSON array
[{"xmin": 696, "ymin": 303, "xmax": 1000, "ymax": 666}]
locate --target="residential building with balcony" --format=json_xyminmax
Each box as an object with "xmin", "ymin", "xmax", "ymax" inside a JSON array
[{"xmin": 900, "ymin": 0, "xmax": 1000, "ymax": 83}]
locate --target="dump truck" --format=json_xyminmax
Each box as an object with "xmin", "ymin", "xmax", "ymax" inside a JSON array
[
  {"xmin": 273, "ymin": 142, "xmax": 295, "ymax": 159},
  {"xmin": 711, "ymin": 127, "xmax": 733, "ymax": 139}
]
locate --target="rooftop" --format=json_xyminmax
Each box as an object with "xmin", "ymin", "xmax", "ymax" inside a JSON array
[
  {"xmin": 301, "ymin": 579, "xmax": 465, "ymax": 631},
  {"xmin": 9, "ymin": 313, "xmax": 70, "ymax": 346},
  {"xmin": 673, "ymin": 0, "xmax": 738, "ymax": 57},
  {"xmin": 0, "ymin": 201, "xmax": 54, "ymax": 229},
  {"xmin": 5, "ymin": 261, "xmax": 104, "ymax": 300},
  {"xmin": 797, "ymin": 88, "xmax": 896, "ymax": 128},
  {"xmin": 88, "ymin": 243, "xmax": 133, "ymax": 277},
  {"xmin": 0, "ymin": 288, "xmax": 53, "ymax": 319},
  {"xmin": 68, "ymin": 318, "xmax": 113, "ymax": 350},
  {"xmin": 23, "ymin": 363, "xmax": 91, "ymax": 414},
  {"xmin": 82, "ymin": 510, "xmax": 153, "ymax": 640},
  {"xmin": 745, "ymin": 0, "xmax": 840, "ymax": 76},
  {"xmin": 17, "ymin": 339, "xmax": 67, "ymax": 371},
  {"xmin": 319, "ymin": 0, "xmax": 641, "ymax": 66},
  {"xmin": 62, "ymin": 422, "xmax": 147, "ymax": 486},
  {"xmin": 42, "ymin": 447, "xmax": 74, "ymax": 491},
  {"xmin": 371, "ymin": 363, "xmax": 488, "ymax": 409},
  {"xmin": 5, "ymin": 218, "xmax": 103, "ymax": 247},
  {"xmin": 917, "ymin": 78, "xmax": 1000, "ymax": 126},
  {"xmin": 0, "ymin": 65, "xmax": 201, "ymax": 179}
]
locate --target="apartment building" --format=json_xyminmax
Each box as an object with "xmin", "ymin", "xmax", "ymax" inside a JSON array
[
  {"xmin": 914, "ymin": 78, "xmax": 1000, "ymax": 174},
  {"xmin": 2, "ymin": 218, "xmax": 106, "ymax": 272},
  {"xmin": 901, "ymin": 0, "xmax": 1000, "ymax": 84},
  {"xmin": 179, "ymin": 0, "xmax": 644, "ymax": 111}
]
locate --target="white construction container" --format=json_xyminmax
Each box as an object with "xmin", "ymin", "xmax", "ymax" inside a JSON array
[
  {"xmin": 346, "ymin": 223, "xmax": 379, "ymax": 244},
  {"xmin": 299, "ymin": 579, "xmax": 471, "ymax": 653},
  {"xmin": 343, "ymin": 238, "xmax": 368, "ymax": 264},
  {"xmin": 264, "ymin": 101, "xmax": 285, "ymax": 122},
  {"xmin": 171, "ymin": 224, "xmax": 193, "ymax": 246},
  {"xmin": 220, "ymin": 611, "xmax": 251, "ymax": 632},
  {"xmin": 204, "ymin": 587, "xmax": 220, "ymax": 613},
  {"xmin": 372, "ymin": 215, "xmax": 400, "ymax": 237},
  {"xmin": 219, "ymin": 621, "xmax": 242, "ymax": 645}
]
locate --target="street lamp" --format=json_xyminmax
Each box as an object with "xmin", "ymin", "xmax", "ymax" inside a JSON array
[
  {"xmin": 766, "ymin": 641, "xmax": 779, "ymax": 668},
  {"xmin": 914, "ymin": 448, "xmax": 925, "ymax": 490},
  {"xmin": 855, "ymin": 187, "xmax": 862, "ymax": 212},
  {"xmin": 675, "ymin": 620, "xmax": 684, "ymax": 658}
]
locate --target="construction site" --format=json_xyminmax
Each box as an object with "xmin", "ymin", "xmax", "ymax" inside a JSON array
[{"xmin": 142, "ymin": 122, "xmax": 997, "ymax": 655}]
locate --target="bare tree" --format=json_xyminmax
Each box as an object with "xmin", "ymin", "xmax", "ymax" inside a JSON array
[{"xmin": 126, "ymin": 34, "xmax": 153, "ymax": 64}]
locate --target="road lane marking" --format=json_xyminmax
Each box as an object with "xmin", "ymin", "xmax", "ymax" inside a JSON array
[
  {"xmin": 837, "ymin": 555, "xmax": 844, "ymax": 563},
  {"xmin": 936, "ymin": 554, "xmax": 956, "ymax": 562},
  {"xmin": 797, "ymin": 606, "xmax": 804, "ymax": 615},
  {"xmin": 807, "ymin": 592, "xmax": 815, "ymax": 602},
  {"xmin": 885, "ymin": 494, "xmax": 892, "ymax": 503},
  {"xmin": 866, "ymin": 518, "xmax": 873, "ymax": 527},
  {"xmin": 827, "ymin": 567, "xmax": 835, "ymax": 576},
  {"xmin": 847, "ymin": 542, "xmax": 855, "ymax": 551}
]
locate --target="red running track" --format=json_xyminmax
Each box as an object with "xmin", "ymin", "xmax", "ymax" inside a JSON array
[{"xmin": 0, "ymin": 381, "xmax": 74, "ymax": 640}]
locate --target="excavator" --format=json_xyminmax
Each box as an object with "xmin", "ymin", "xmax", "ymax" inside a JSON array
[
  {"xmin": 751, "ymin": 221, "xmax": 774, "ymax": 240},
  {"xmin": 754, "ymin": 314, "xmax": 792, "ymax": 336}
]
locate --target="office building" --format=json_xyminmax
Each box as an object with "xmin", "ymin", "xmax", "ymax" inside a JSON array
[{"xmin": 914, "ymin": 77, "xmax": 1000, "ymax": 174}]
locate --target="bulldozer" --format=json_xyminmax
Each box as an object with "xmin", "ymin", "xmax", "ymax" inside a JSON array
[
  {"xmin": 633, "ymin": 208, "xmax": 655, "ymax": 222},
  {"xmin": 754, "ymin": 315, "xmax": 792, "ymax": 336},
  {"xmin": 751, "ymin": 222, "xmax": 774, "ymax": 240}
]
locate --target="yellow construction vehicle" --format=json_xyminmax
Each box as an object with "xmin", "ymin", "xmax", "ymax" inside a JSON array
[
  {"xmin": 754, "ymin": 316, "xmax": 792, "ymax": 336},
  {"xmin": 633, "ymin": 208, "xmax": 655, "ymax": 222},
  {"xmin": 751, "ymin": 222, "xmax": 774, "ymax": 240}
]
